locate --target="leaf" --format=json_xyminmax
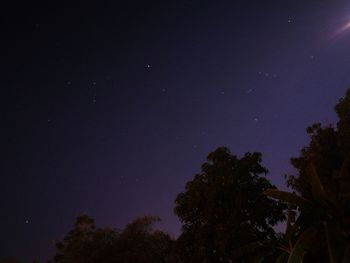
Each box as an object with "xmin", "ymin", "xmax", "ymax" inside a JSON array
[
  {"xmin": 232, "ymin": 241, "xmax": 264, "ymax": 257},
  {"xmin": 325, "ymin": 221, "xmax": 343, "ymax": 263},
  {"xmin": 287, "ymin": 226, "xmax": 317, "ymax": 263},
  {"xmin": 276, "ymin": 252, "xmax": 289, "ymax": 263},
  {"xmin": 339, "ymin": 154, "xmax": 350, "ymax": 179},
  {"xmin": 307, "ymin": 163, "xmax": 326, "ymax": 200},
  {"xmin": 252, "ymin": 247, "xmax": 274, "ymax": 263},
  {"xmin": 284, "ymin": 223, "xmax": 300, "ymax": 246},
  {"xmin": 341, "ymin": 243, "xmax": 350, "ymax": 263},
  {"xmin": 285, "ymin": 209, "xmax": 296, "ymax": 236},
  {"xmin": 337, "ymin": 154, "xmax": 350, "ymax": 196},
  {"xmin": 264, "ymin": 189, "xmax": 309, "ymax": 208},
  {"xmin": 279, "ymin": 242, "xmax": 292, "ymax": 254},
  {"xmin": 233, "ymin": 240, "xmax": 275, "ymax": 262}
]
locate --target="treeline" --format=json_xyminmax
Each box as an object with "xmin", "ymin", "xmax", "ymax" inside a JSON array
[{"xmin": 4, "ymin": 90, "xmax": 350, "ymax": 263}]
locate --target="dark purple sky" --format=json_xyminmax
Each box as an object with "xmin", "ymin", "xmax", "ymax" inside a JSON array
[{"xmin": 2, "ymin": 0, "xmax": 350, "ymax": 261}]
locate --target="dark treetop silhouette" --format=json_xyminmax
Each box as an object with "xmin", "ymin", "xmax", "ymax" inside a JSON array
[
  {"xmin": 53, "ymin": 215, "xmax": 175, "ymax": 263},
  {"xmin": 174, "ymin": 148, "xmax": 286, "ymax": 262},
  {"xmin": 265, "ymin": 89, "xmax": 350, "ymax": 262}
]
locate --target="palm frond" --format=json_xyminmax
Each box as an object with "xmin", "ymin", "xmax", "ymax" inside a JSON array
[
  {"xmin": 264, "ymin": 189, "xmax": 309, "ymax": 208},
  {"xmin": 287, "ymin": 226, "xmax": 317, "ymax": 263},
  {"xmin": 307, "ymin": 163, "xmax": 326, "ymax": 200}
]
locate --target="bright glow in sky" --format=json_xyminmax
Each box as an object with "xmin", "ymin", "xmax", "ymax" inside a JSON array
[{"xmin": 333, "ymin": 20, "xmax": 350, "ymax": 38}]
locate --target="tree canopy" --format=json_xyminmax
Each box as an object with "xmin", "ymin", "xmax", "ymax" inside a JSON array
[
  {"xmin": 266, "ymin": 89, "xmax": 350, "ymax": 262},
  {"xmin": 174, "ymin": 147, "xmax": 286, "ymax": 262},
  {"xmin": 288, "ymin": 89, "xmax": 350, "ymax": 199},
  {"xmin": 53, "ymin": 215, "xmax": 174, "ymax": 263}
]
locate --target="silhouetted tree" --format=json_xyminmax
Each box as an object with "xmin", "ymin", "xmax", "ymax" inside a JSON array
[
  {"xmin": 115, "ymin": 216, "xmax": 175, "ymax": 263},
  {"xmin": 266, "ymin": 89, "xmax": 350, "ymax": 262},
  {"xmin": 174, "ymin": 147, "xmax": 286, "ymax": 263},
  {"xmin": 52, "ymin": 215, "xmax": 175, "ymax": 263},
  {"xmin": 53, "ymin": 214, "xmax": 118, "ymax": 263},
  {"xmin": 287, "ymin": 89, "xmax": 350, "ymax": 201}
]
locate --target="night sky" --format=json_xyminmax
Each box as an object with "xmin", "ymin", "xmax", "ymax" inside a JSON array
[{"xmin": 3, "ymin": 1, "xmax": 350, "ymax": 261}]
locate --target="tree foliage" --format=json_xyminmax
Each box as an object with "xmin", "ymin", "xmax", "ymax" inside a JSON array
[
  {"xmin": 174, "ymin": 147, "xmax": 287, "ymax": 262},
  {"xmin": 53, "ymin": 215, "xmax": 174, "ymax": 263},
  {"xmin": 267, "ymin": 89, "xmax": 350, "ymax": 263},
  {"xmin": 288, "ymin": 89, "xmax": 350, "ymax": 200}
]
